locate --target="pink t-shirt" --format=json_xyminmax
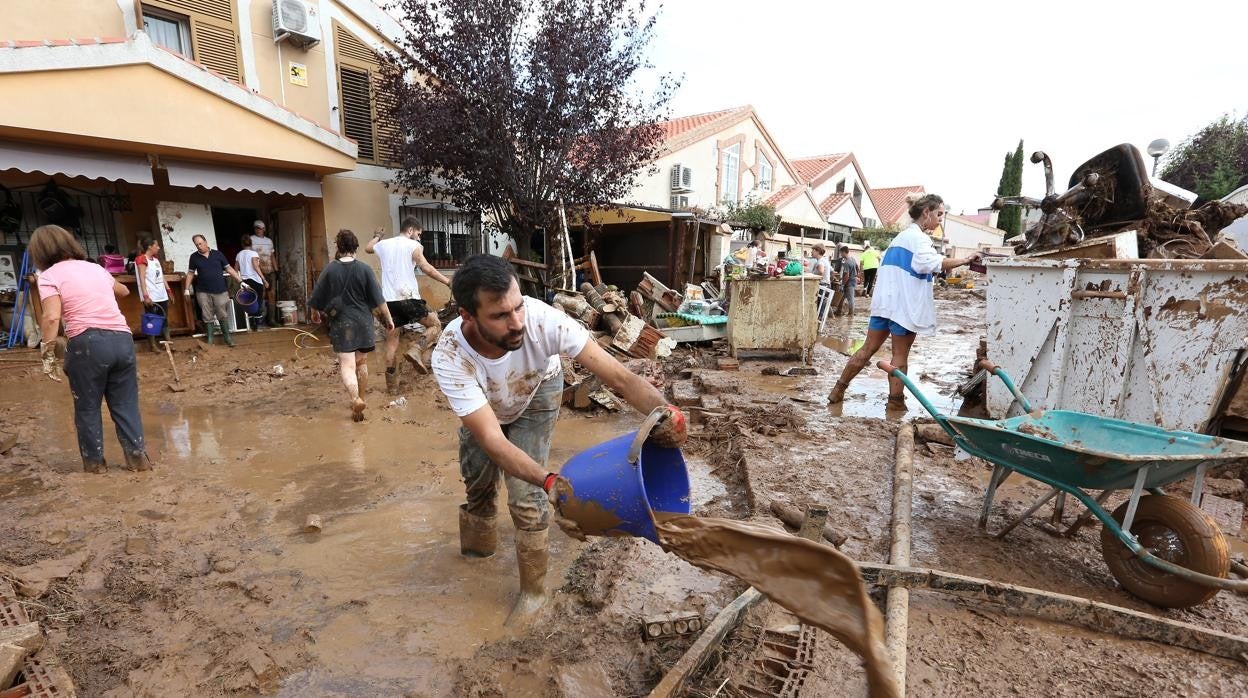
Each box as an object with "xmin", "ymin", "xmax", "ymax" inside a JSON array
[{"xmin": 37, "ymin": 260, "xmax": 131, "ymax": 338}]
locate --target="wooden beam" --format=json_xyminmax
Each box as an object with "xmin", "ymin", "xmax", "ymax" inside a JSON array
[{"xmin": 859, "ymin": 561, "xmax": 1248, "ymax": 663}]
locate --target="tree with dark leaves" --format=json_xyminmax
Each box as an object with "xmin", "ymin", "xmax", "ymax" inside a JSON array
[
  {"xmin": 379, "ymin": 0, "xmax": 677, "ymax": 271},
  {"xmin": 1161, "ymin": 114, "xmax": 1248, "ymax": 201}
]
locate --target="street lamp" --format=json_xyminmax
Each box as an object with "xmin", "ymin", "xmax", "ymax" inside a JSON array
[{"xmin": 1147, "ymin": 138, "xmax": 1170, "ymax": 177}]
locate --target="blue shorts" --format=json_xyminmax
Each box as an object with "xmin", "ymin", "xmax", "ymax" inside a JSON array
[{"xmin": 868, "ymin": 316, "xmax": 915, "ymax": 337}]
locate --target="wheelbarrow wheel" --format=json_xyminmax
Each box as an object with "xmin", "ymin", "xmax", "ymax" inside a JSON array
[{"xmin": 1099, "ymin": 494, "xmax": 1228, "ymax": 608}]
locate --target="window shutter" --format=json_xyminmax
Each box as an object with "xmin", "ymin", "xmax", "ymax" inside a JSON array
[
  {"xmin": 339, "ymin": 66, "xmax": 376, "ymax": 162},
  {"xmin": 334, "ymin": 23, "xmax": 399, "ymax": 166},
  {"xmin": 147, "ymin": 0, "xmax": 241, "ymax": 82}
]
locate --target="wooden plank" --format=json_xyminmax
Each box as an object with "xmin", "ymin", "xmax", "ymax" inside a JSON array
[{"xmin": 859, "ymin": 562, "xmax": 1248, "ymax": 663}]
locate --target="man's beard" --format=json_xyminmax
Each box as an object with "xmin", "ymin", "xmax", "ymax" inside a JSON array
[{"xmin": 483, "ymin": 325, "xmax": 525, "ymax": 352}]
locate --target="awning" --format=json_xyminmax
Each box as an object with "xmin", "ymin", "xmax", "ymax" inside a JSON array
[
  {"xmin": 0, "ymin": 139, "xmax": 153, "ymax": 184},
  {"xmin": 164, "ymin": 159, "xmax": 322, "ymax": 198}
]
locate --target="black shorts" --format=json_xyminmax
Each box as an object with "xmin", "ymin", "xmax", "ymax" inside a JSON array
[{"xmin": 387, "ymin": 298, "xmax": 430, "ymax": 327}]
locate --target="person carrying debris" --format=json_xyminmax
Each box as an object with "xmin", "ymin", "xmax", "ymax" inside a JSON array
[
  {"xmin": 184, "ymin": 234, "xmax": 245, "ymax": 346},
  {"xmin": 364, "ymin": 219, "xmax": 451, "ymax": 393},
  {"xmin": 308, "ymin": 229, "xmax": 395, "ymax": 422},
  {"xmin": 828, "ymin": 194, "xmax": 981, "ymax": 410},
  {"xmin": 431, "ymin": 254, "xmax": 687, "ymax": 625},
  {"xmin": 30, "ymin": 224, "xmax": 152, "ymax": 473}
]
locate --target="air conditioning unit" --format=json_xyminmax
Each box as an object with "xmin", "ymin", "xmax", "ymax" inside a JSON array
[
  {"xmin": 669, "ymin": 164, "xmax": 694, "ymax": 193},
  {"xmin": 273, "ymin": 0, "xmax": 321, "ymax": 48},
  {"xmin": 670, "ymin": 195, "xmax": 690, "ymax": 211}
]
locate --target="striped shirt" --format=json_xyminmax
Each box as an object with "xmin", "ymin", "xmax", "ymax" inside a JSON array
[{"xmin": 869, "ymin": 224, "xmax": 945, "ymax": 334}]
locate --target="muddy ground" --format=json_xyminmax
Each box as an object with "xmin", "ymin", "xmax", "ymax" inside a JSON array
[{"xmin": 1, "ymin": 290, "xmax": 1246, "ymax": 696}]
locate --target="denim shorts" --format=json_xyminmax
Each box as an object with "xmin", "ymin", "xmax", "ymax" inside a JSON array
[{"xmin": 867, "ymin": 315, "xmax": 915, "ymax": 337}]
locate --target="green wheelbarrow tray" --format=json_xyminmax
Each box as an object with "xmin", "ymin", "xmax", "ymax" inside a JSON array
[{"xmin": 878, "ymin": 359, "xmax": 1248, "ymax": 603}]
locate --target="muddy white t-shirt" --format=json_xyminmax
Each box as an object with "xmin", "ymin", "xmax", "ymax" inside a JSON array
[
  {"xmin": 432, "ymin": 297, "xmax": 590, "ymax": 424},
  {"xmin": 374, "ymin": 235, "xmax": 422, "ymax": 302}
]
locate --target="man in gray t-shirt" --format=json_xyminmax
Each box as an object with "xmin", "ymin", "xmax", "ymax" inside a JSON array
[{"xmin": 834, "ymin": 246, "xmax": 859, "ymax": 317}]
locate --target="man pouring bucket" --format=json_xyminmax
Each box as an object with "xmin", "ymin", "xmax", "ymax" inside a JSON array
[{"xmin": 431, "ymin": 254, "xmax": 687, "ymax": 625}]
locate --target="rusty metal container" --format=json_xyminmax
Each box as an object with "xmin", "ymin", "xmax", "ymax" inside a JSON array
[
  {"xmin": 726, "ymin": 276, "xmax": 820, "ymax": 359},
  {"xmin": 984, "ymin": 258, "xmax": 1248, "ymax": 432}
]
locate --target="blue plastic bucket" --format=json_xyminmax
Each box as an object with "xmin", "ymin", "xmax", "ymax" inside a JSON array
[
  {"xmin": 140, "ymin": 309, "xmax": 165, "ymax": 337},
  {"xmin": 235, "ymin": 286, "xmax": 260, "ymax": 314},
  {"xmin": 559, "ymin": 431, "xmax": 690, "ymax": 543}
]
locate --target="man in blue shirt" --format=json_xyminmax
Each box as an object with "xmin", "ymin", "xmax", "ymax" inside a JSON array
[{"xmin": 185, "ymin": 234, "xmax": 244, "ymax": 346}]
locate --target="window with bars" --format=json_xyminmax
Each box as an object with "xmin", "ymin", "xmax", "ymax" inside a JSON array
[
  {"xmin": 0, "ymin": 186, "xmax": 119, "ymax": 261},
  {"xmin": 401, "ymin": 205, "xmax": 481, "ymax": 267},
  {"xmin": 142, "ymin": 0, "xmax": 240, "ymax": 81},
  {"xmin": 335, "ymin": 24, "xmax": 400, "ymax": 166}
]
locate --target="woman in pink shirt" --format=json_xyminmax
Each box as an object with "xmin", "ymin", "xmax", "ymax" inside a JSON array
[{"xmin": 31, "ymin": 225, "xmax": 152, "ymax": 473}]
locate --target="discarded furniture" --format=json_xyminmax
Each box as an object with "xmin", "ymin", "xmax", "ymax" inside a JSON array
[{"xmin": 726, "ymin": 276, "xmax": 819, "ymax": 360}]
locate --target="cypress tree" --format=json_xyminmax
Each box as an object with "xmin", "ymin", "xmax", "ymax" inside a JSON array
[{"xmin": 996, "ymin": 140, "xmax": 1025, "ymax": 236}]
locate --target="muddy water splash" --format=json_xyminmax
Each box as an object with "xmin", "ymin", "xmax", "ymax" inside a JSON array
[{"xmin": 651, "ymin": 513, "xmax": 899, "ymax": 697}]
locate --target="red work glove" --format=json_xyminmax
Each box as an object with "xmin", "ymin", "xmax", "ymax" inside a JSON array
[{"xmin": 647, "ymin": 405, "xmax": 687, "ymax": 449}]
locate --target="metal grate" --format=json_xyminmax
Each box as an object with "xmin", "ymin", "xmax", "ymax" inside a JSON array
[
  {"xmin": 0, "ymin": 186, "xmax": 119, "ymax": 260},
  {"xmin": 401, "ymin": 205, "xmax": 481, "ymax": 265}
]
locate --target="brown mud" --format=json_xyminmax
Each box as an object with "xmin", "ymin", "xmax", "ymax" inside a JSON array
[
  {"xmin": 651, "ymin": 513, "xmax": 896, "ymax": 696},
  {"xmin": 2, "ymin": 296, "xmax": 1247, "ymax": 696}
]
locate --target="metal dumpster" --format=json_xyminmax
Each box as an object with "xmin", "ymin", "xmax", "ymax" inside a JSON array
[
  {"xmin": 984, "ymin": 258, "xmax": 1248, "ymax": 432},
  {"xmin": 727, "ymin": 275, "xmax": 820, "ymax": 359}
]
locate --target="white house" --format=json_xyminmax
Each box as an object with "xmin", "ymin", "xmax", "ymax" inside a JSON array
[
  {"xmin": 628, "ymin": 105, "xmax": 827, "ymax": 235},
  {"xmin": 944, "ymin": 214, "xmax": 1008, "ymax": 258},
  {"xmin": 790, "ymin": 153, "xmax": 883, "ymax": 235}
]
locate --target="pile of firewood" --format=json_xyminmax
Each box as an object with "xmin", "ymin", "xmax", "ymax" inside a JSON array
[{"xmin": 553, "ymin": 281, "xmax": 673, "ymax": 361}]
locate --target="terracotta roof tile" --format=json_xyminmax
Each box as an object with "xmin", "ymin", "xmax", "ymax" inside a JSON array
[
  {"xmin": 791, "ymin": 154, "xmax": 848, "ymax": 184},
  {"xmin": 818, "ymin": 192, "xmax": 851, "ymax": 216},
  {"xmin": 871, "ymin": 185, "xmax": 925, "ymax": 226},
  {"xmin": 656, "ymin": 106, "xmax": 751, "ymax": 146},
  {"xmin": 762, "ymin": 184, "xmax": 802, "ymax": 208}
]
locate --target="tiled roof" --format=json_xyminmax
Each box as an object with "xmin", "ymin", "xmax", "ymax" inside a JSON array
[
  {"xmin": 657, "ymin": 106, "xmax": 751, "ymax": 144},
  {"xmin": 819, "ymin": 192, "xmax": 851, "ymax": 216},
  {"xmin": 872, "ymin": 185, "xmax": 925, "ymax": 226},
  {"xmin": 791, "ymin": 154, "xmax": 849, "ymax": 185},
  {"xmin": 762, "ymin": 184, "xmax": 802, "ymax": 208}
]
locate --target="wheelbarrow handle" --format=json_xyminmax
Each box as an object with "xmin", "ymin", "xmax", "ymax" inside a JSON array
[
  {"xmin": 977, "ymin": 359, "xmax": 999, "ymax": 374},
  {"xmin": 977, "ymin": 360, "xmax": 1035, "ymax": 413},
  {"xmin": 877, "ymin": 360, "xmax": 896, "ymax": 373}
]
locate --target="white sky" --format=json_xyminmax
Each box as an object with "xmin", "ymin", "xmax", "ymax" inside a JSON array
[{"xmin": 644, "ymin": 0, "xmax": 1246, "ymax": 214}]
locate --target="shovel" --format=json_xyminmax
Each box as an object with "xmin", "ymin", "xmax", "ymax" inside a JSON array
[{"xmin": 160, "ymin": 340, "xmax": 186, "ymax": 392}]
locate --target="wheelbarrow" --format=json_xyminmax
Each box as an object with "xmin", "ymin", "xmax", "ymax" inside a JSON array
[{"xmin": 879, "ymin": 359, "xmax": 1248, "ymax": 608}]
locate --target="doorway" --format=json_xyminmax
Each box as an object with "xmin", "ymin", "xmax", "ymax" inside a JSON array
[{"xmin": 210, "ymin": 206, "xmax": 260, "ymax": 268}]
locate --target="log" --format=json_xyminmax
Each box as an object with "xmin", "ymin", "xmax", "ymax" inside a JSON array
[
  {"xmin": 885, "ymin": 424, "xmax": 915, "ymax": 692},
  {"xmin": 858, "ymin": 562, "xmax": 1248, "ymax": 664},
  {"xmin": 916, "ymin": 424, "xmax": 955, "ymax": 447},
  {"xmin": 768, "ymin": 500, "xmax": 848, "ymax": 547},
  {"xmin": 580, "ymin": 283, "xmax": 623, "ymax": 333}
]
